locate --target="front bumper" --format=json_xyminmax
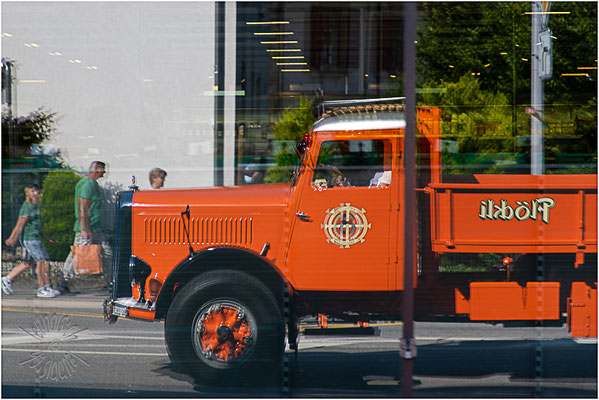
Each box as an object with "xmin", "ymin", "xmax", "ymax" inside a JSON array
[{"xmin": 103, "ymin": 297, "xmax": 157, "ymax": 322}]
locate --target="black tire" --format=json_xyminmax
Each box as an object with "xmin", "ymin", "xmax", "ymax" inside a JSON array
[{"xmin": 164, "ymin": 270, "xmax": 284, "ymax": 387}]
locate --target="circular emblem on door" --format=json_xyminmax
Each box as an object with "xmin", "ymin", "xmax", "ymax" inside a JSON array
[{"xmin": 321, "ymin": 203, "xmax": 372, "ymax": 249}]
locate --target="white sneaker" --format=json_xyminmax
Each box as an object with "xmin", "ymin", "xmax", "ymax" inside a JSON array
[
  {"xmin": 36, "ymin": 287, "xmax": 56, "ymax": 298},
  {"xmin": 2, "ymin": 277, "xmax": 13, "ymax": 295},
  {"xmin": 44, "ymin": 285, "xmax": 61, "ymax": 296}
]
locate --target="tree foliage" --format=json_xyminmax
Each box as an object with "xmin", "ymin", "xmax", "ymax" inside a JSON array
[
  {"xmin": 2, "ymin": 106, "xmax": 66, "ymax": 242},
  {"xmin": 418, "ymin": 3, "xmax": 530, "ymax": 101},
  {"xmin": 416, "ymin": 2, "xmax": 597, "ymax": 173},
  {"xmin": 419, "ymin": 74, "xmax": 513, "ymax": 152},
  {"xmin": 265, "ymin": 97, "xmax": 316, "ymax": 183},
  {"xmin": 2, "ymin": 108, "xmax": 59, "ymax": 159},
  {"xmin": 543, "ymin": 2, "xmax": 598, "ymax": 104},
  {"xmin": 417, "ymin": 2, "xmax": 597, "ymax": 105}
]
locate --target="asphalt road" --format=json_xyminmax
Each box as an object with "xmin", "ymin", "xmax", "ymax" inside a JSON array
[{"xmin": 1, "ymin": 289, "xmax": 597, "ymax": 398}]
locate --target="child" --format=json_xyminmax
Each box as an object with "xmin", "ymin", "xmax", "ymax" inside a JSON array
[
  {"xmin": 149, "ymin": 167, "xmax": 167, "ymax": 189},
  {"xmin": 2, "ymin": 183, "xmax": 60, "ymax": 298}
]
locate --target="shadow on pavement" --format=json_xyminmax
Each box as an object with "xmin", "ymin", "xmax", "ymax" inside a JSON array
[
  {"xmin": 291, "ymin": 338, "xmax": 596, "ymax": 397},
  {"xmin": 2, "ymin": 339, "xmax": 596, "ymax": 398}
]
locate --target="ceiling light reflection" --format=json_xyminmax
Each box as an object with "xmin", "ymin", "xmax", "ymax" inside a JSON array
[
  {"xmin": 254, "ymin": 32, "xmax": 294, "ymax": 36},
  {"xmin": 260, "ymin": 40, "xmax": 298, "ymax": 44},
  {"xmin": 246, "ymin": 21, "xmax": 289, "ymax": 25},
  {"xmin": 524, "ymin": 11, "xmax": 570, "ymax": 15}
]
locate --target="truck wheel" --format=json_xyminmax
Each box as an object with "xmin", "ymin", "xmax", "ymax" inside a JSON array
[{"xmin": 164, "ymin": 270, "xmax": 284, "ymax": 386}]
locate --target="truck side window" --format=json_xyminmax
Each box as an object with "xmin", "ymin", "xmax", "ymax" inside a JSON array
[{"xmin": 312, "ymin": 139, "xmax": 391, "ymax": 188}]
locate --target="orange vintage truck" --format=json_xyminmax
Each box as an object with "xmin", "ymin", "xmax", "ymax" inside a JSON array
[{"xmin": 104, "ymin": 98, "xmax": 597, "ymax": 383}]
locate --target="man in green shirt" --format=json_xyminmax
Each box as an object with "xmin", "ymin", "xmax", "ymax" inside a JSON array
[
  {"xmin": 60, "ymin": 161, "xmax": 113, "ymax": 292},
  {"xmin": 2, "ymin": 183, "xmax": 60, "ymax": 298}
]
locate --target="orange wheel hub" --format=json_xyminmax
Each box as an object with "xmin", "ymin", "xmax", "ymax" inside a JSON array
[{"xmin": 193, "ymin": 302, "xmax": 255, "ymax": 364}]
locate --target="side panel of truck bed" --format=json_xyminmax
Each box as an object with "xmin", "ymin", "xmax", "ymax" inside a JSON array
[{"xmin": 428, "ymin": 174, "xmax": 597, "ymax": 254}]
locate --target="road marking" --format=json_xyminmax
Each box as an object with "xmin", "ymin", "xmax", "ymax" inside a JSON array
[
  {"xmin": 2, "ymin": 306, "xmax": 164, "ymax": 323},
  {"xmin": 2, "ymin": 332, "xmax": 166, "ymax": 345},
  {"xmin": 2, "ymin": 328, "xmax": 164, "ymax": 336},
  {"xmin": 296, "ymin": 338, "xmax": 399, "ymax": 350},
  {"xmin": 2, "ymin": 307, "xmax": 105, "ymax": 319},
  {"xmin": 574, "ymin": 337, "xmax": 597, "ymax": 344},
  {"xmin": 415, "ymin": 336, "xmax": 568, "ymax": 342},
  {"xmin": 300, "ymin": 321, "xmax": 402, "ymax": 331},
  {"xmin": 293, "ymin": 335, "xmax": 576, "ymax": 350},
  {"xmin": 9, "ymin": 343, "xmax": 167, "ymax": 348},
  {"xmin": 1, "ymin": 333, "xmax": 163, "ymax": 345},
  {"xmin": 2, "ymin": 348, "xmax": 167, "ymax": 357}
]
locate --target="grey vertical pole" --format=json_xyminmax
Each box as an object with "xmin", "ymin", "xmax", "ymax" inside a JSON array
[
  {"xmin": 359, "ymin": 8, "xmax": 365, "ymax": 95},
  {"xmin": 401, "ymin": 2, "xmax": 417, "ymax": 397},
  {"xmin": 531, "ymin": 2, "xmax": 544, "ymax": 175},
  {"xmin": 223, "ymin": 1, "xmax": 236, "ymax": 186},
  {"xmin": 213, "ymin": 2, "xmax": 225, "ymax": 186},
  {"xmin": 2, "ymin": 59, "xmax": 18, "ymax": 228}
]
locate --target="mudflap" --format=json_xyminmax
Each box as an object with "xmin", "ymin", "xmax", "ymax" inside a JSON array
[{"xmin": 567, "ymin": 282, "xmax": 597, "ymax": 338}]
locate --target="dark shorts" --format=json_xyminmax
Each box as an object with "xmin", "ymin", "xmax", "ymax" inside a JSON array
[{"xmin": 21, "ymin": 240, "xmax": 50, "ymax": 262}]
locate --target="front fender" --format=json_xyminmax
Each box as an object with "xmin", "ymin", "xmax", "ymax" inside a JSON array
[{"xmin": 155, "ymin": 246, "xmax": 292, "ymax": 319}]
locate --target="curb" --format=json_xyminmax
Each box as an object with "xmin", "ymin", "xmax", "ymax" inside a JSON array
[{"xmin": 2, "ymin": 295, "xmax": 105, "ymax": 310}]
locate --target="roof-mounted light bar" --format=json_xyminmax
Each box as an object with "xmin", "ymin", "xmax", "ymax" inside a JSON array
[
  {"xmin": 324, "ymin": 103, "xmax": 405, "ymax": 116},
  {"xmin": 317, "ymin": 97, "xmax": 406, "ymax": 116}
]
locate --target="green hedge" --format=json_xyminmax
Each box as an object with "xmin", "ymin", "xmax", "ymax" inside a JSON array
[{"xmin": 40, "ymin": 171, "xmax": 81, "ymax": 261}]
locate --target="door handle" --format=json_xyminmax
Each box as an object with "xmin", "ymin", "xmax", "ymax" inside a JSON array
[{"xmin": 296, "ymin": 212, "xmax": 311, "ymax": 222}]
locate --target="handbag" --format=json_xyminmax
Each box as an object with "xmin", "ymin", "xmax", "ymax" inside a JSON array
[{"xmin": 71, "ymin": 244, "xmax": 103, "ymax": 275}]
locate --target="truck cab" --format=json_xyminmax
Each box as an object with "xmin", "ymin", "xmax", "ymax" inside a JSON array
[
  {"xmin": 285, "ymin": 112, "xmax": 402, "ymax": 292},
  {"xmin": 104, "ymin": 98, "xmax": 596, "ymax": 384}
]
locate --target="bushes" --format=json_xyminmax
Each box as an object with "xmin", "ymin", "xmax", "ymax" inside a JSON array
[{"xmin": 40, "ymin": 171, "xmax": 80, "ymax": 261}]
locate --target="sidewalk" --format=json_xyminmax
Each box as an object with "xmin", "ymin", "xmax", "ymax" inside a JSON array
[
  {"xmin": 1, "ymin": 284, "xmax": 108, "ymax": 310},
  {"xmin": 0, "ymin": 257, "xmax": 108, "ymax": 300},
  {"xmin": 2, "ymin": 259, "xmax": 108, "ymax": 311}
]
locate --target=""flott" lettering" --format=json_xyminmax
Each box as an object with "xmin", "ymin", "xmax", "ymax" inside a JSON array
[{"xmin": 478, "ymin": 197, "xmax": 555, "ymax": 224}]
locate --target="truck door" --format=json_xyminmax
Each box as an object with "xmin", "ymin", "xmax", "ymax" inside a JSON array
[{"xmin": 286, "ymin": 138, "xmax": 394, "ymax": 291}]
